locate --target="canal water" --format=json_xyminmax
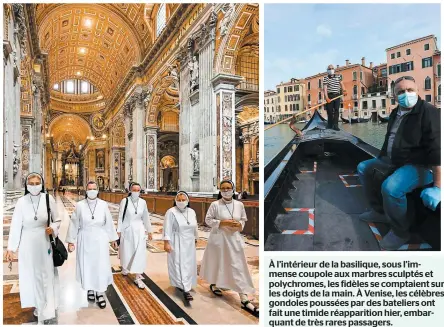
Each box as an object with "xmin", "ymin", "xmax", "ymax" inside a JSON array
[{"xmin": 264, "ymin": 121, "xmax": 388, "ymax": 165}]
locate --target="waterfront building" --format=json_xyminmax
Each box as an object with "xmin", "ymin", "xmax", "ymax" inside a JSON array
[
  {"xmin": 264, "ymin": 90, "xmax": 278, "ymax": 123},
  {"xmin": 386, "ymin": 35, "xmax": 441, "ymax": 111},
  {"xmin": 275, "ymin": 78, "xmax": 306, "ymax": 120}
]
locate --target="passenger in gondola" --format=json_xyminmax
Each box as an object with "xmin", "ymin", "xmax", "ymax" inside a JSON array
[
  {"xmin": 163, "ymin": 191, "xmax": 198, "ymax": 301},
  {"xmin": 357, "ymin": 76, "xmax": 440, "ymax": 250},
  {"xmin": 200, "ymin": 180, "xmax": 258, "ymax": 317}
]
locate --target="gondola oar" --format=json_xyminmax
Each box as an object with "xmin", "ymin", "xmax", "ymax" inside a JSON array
[{"xmin": 264, "ymin": 94, "xmax": 344, "ymax": 131}]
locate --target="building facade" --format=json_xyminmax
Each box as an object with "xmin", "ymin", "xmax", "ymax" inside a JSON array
[
  {"xmin": 275, "ymin": 78, "xmax": 305, "ymax": 120},
  {"xmin": 386, "ymin": 35, "xmax": 441, "ymax": 110},
  {"xmin": 264, "ymin": 90, "xmax": 278, "ymax": 123}
]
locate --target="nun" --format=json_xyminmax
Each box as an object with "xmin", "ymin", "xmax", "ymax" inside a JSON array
[
  {"xmin": 66, "ymin": 181, "xmax": 118, "ymax": 309},
  {"xmin": 5, "ymin": 172, "xmax": 61, "ymax": 322},
  {"xmin": 117, "ymin": 182, "xmax": 152, "ymax": 288},
  {"xmin": 199, "ymin": 180, "xmax": 258, "ymax": 316},
  {"xmin": 163, "ymin": 191, "xmax": 198, "ymax": 301}
]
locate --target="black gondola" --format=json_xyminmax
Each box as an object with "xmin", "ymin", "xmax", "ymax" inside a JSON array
[
  {"xmin": 264, "ymin": 110, "xmax": 440, "ymax": 251},
  {"xmin": 378, "ymin": 114, "xmax": 390, "ymax": 123},
  {"xmin": 341, "ymin": 116, "xmax": 371, "ymax": 124}
]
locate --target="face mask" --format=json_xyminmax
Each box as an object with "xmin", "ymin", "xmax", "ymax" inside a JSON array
[
  {"xmin": 176, "ymin": 201, "xmax": 188, "ymax": 209},
  {"xmin": 27, "ymin": 184, "xmax": 42, "ymax": 196},
  {"xmin": 87, "ymin": 190, "xmax": 98, "ymax": 199},
  {"xmin": 221, "ymin": 190, "xmax": 234, "ymax": 199},
  {"xmin": 131, "ymin": 192, "xmax": 140, "ymax": 199},
  {"xmin": 328, "ymin": 69, "xmax": 334, "ymax": 75},
  {"xmin": 397, "ymin": 92, "xmax": 418, "ymax": 108}
]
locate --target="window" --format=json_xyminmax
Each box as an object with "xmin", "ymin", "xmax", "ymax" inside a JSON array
[
  {"xmin": 284, "ymin": 87, "xmax": 287, "ymax": 93},
  {"xmin": 354, "ymin": 101, "xmax": 358, "ymax": 108},
  {"xmin": 66, "ymin": 80, "xmax": 74, "ymax": 93},
  {"xmin": 361, "ymin": 87, "xmax": 365, "ymax": 95},
  {"xmin": 422, "ymin": 57, "xmax": 432, "ymax": 68},
  {"xmin": 425, "ymin": 76, "xmax": 431, "ymax": 90},
  {"xmin": 295, "ymin": 85, "xmax": 299, "ymax": 91},
  {"xmin": 288, "ymin": 86, "xmax": 292, "ymax": 92},
  {"xmin": 424, "ymin": 43, "xmax": 430, "ymax": 51},
  {"xmin": 318, "ymin": 79, "xmax": 322, "ymax": 88},
  {"xmin": 296, "ymin": 94, "xmax": 300, "ymax": 101},
  {"xmin": 391, "ymin": 98, "xmax": 396, "ymax": 105},
  {"xmin": 353, "ymin": 71, "xmax": 357, "ymax": 80},
  {"xmin": 277, "ymin": 88, "xmax": 281, "ymax": 93},
  {"xmin": 438, "ymin": 64, "xmax": 441, "ymax": 77},
  {"xmin": 406, "ymin": 49, "xmax": 411, "ymax": 55},
  {"xmin": 397, "ymin": 52, "xmax": 401, "ymax": 58},
  {"xmin": 308, "ymin": 94, "xmax": 311, "ymax": 102},
  {"xmin": 363, "ymin": 101, "xmax": 368, "ymax": 109},
  {"xmin": 285, "ymin": 105, "xmax": 288, "ymax": 111},
  {"xmin": 53, "ymin": 83, "xmax": 59, "ymax": 90},
  {"xmin": 381, "ymin": 68, "xmax": 387, "ymax": 77},
  {"xmin": 296, "ymin": 104, "xmax": 299, "ymax": 110},
  {"xmin": 308, "ymin": 82, "xmax": 311, "ymax": 90},
  {"xmin": 372, "ymin": 100, "xmax": 376, "ymax": 108},
  {"xmin": 81, "ymin": 81, "xmax": 89, "ymax": 94},
  {"xmin": 156, "ymin": 3, "xmax": 167, "ymax": 37},
  {"xmin": 318, "ymin": 91, "xmax": 322, "ymax": 100},
  {"xmin": 285, "ymin": 95, "xmax": 287, "ymax": 102},
  {"xmin": 439, "ymin": 84, "xmax": 441, "ymax": 96},
  {"xmin": 381, "ymin": 99, "xmax": 386, "ymax": 108},
  {"xmin": 391, "ymin": 53, "xmax": 395, "ymax": 59},
  {"xmin": 353, "ymin": 85, "xmax": 357, "ymax": 95},
  {"xmin": 360, "ymin": 71, "xmax": 363, "ymax": 80},
  {"xmin": 425, "ymin": 94, "xmax": 432, "ymax": 102},
  {"xmin": 390, "ymin": 81, "xmax": 395, "ymax": 94}
]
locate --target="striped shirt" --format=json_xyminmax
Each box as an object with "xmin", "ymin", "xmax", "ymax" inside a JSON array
[{"xmin": 323, "ymin": 74, "xmax": 342, "ymax": 94}]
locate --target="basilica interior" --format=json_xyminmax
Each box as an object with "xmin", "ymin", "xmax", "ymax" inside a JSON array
[{"xmin": 3, "ymin": 3, "xmax": 259, "ymax": 325}]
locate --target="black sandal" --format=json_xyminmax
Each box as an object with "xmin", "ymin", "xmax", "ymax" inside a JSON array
[
  {"xmin": 96, "ymin": 294, "xmax": 107, "ymax": 309},
  {"xmin": 183, "ymin": 291, "xmax": 193, "ymax": 301},
  {"xmin": 210, "ymin": 284, "xmax": 223, "ymax": 296},
  {"xmin": 241, "ymin": 300, "xmax": 259, "ymax": 318},
  {"xmin": 87, "ymin": 290, "xmax": 95, "ymax": 302}
]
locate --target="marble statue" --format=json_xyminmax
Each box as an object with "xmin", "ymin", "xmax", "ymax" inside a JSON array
[
  {"xmin": 190, "ymin": 146, "xmax": 199, "ymax": 175},
  {"xmin": 189, "ymin": 56, "xmax": 199, "ymax": 92},
  {"xmin": 219, "ymin": 3, "xmax": 235, "ymax": 38}
]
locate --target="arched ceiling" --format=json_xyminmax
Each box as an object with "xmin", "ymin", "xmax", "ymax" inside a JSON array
[
  {"xmin": 49, "ymin": 114, "xmax": 92, "ymax": 148},
  {"xmin": 36, "ymin": 4, "xmax": 150, "ymax": 99}
]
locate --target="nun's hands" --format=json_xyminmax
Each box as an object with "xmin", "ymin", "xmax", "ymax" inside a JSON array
[
  {"xmin": 5, "ymin": 250, "xmax": 14, "ymax": 262},
  {"xmin": 68, "ymin": 243, "xmax": 75, "ymax": 253},
  {"xmin": 45, "ymin": 227, "xmax": 54, "ymax": 236},
  {"xmin": 164, "ymin": 241, "xmax": 173, "ymax": 253}
]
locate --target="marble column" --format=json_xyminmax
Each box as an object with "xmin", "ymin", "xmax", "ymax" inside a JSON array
[
  {"xmin": 124, "ymin": 103, "xmax": 132, "ymax": 189},
  {"xmin": 145, "ymin": 127, "xmax": 158, "ymax": 192},
  {"xmin": 134, "ymin": 93, "xmax": 146, "ymax": 186},
  {"xmin": 111, "ymin": 147, "xmax": 124, "ymax": 191},
  {"xmin": 211, "ymin": 74, "xmax": 243, "ymax": 185},
  {"xmin": 242, "ymin": 134, "xmax": 251, "ymax": 192}
]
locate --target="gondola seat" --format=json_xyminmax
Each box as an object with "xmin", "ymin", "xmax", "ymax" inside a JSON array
[{"xmin": 371, "ymin": 168, "xmax": 441, "ymax": 250}]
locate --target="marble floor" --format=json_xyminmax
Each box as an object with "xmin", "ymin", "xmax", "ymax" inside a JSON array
[{"xmin": 3, "ymin": 193, "xmax": 260, "ymax": 325}]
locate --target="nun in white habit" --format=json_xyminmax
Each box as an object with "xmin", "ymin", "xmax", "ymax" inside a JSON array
[
  {"xmin": 117, "ymin": 182, "xmax": 152, "ymax": 288},
  {"xmin": 163, "ymin": 191, "xmax": 198, "ymax": 301},
  {"xmin": 66, "ymin": 181, "xmax": 118, "ymax": 309},
  {"xmin": 199, "ymin": 180, "xmax": 258, "ymax": 316},
  {"xmin": 5, "ymin": 172, "xmax": 61, "ymax": 322}
]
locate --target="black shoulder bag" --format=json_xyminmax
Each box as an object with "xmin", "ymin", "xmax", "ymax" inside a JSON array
[
  {"xmin": 46, "ymin": 193, "xmax": 68, "ymax": 267},
  {"xmin": 116, "ymin": 197, "xmax": 129, "ymax": 246}
]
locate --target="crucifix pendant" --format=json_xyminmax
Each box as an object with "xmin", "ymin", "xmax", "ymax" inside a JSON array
[
  {"xmin": 135, "ymin": 211, "xmax": 137, "ymax": 214},
  {"xmin": 34, "ymin": 216, "xmax": 37, "ymax": 220},
  {"xmin": 187, "ymin": 222, "xmax": 190, "ymax": 225},
  {"xmin": 92, "ymin": 215, "xmax": 95, "ymax": 219}
]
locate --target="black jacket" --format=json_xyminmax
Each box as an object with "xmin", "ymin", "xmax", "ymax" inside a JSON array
[{"xmin": 379, "ymin": 97, "xmax": 440, "ymax": 167}]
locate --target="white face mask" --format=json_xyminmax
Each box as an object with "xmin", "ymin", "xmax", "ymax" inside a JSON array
[
  {"xmin": 131, "ymin": 192, "xmax": 140, "ymax": 199},
  {"xmin": 221, "ymin": 190, "xmax": 234, "ymax": 199},
  {"xmin": 176, "ymin": 201, "xmax": 188, "ymax": 210},
  {"xmin": 27, "ymin": 184, "xmax": 42, "ymax": 196},
  {"xmin": 87, "ymin": 190, "xmax": 98, "ymax": 199},
  {"xmin": 328, "ymin": 69, "xmax": 334, "ymax": 75}
]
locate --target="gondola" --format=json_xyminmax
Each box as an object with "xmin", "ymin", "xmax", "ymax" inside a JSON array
[
  {"xmin": 264, "ymin": 110, "xmax": 440, "ymax": 251},
  {"xmin": 341, "ymin": 116, "xmax": 371, "ymax": 124},
  {"xmin": 378, "ymin": 114, "xmax": 390, "ymax": 123}
]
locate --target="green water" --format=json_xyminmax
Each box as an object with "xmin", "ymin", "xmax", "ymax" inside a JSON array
[{"xmin": 264, "ymin": 121, "xmax": 388, "ymax": 165}]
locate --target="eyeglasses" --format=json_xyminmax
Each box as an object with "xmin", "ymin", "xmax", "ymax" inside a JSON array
[{"xmin": 394, "ymin": 76, "xmax": 415, "ymax": 84}]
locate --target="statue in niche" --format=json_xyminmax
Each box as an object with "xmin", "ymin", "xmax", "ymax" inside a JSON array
[
  {"xmin": 189, "ymin": 56, "xmax": 199, "ymax": 93},
  {"xmin": 219, "ymin": 3, "xmax": 235, "ymax": 38},
  {"xmin": 190, "ymin": 145, "xmax": 199, "ymax": 175}
]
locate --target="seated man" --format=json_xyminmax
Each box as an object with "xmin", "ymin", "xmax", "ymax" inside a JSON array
[{"xmin": 357, "ymin": 76, "xmax": 440, "ymax": 250}]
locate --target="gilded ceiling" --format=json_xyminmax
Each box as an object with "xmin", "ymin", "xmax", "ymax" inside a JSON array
[{"xmin": 49, "ymin": 114, "xmax": 92, "ymax": 148}]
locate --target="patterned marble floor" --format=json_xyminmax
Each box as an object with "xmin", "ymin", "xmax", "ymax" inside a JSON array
[{"xmin": 3, "ymin": 193, "xmax": 259, "ymax": 325}]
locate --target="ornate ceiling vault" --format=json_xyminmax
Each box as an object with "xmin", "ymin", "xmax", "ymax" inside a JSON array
[{"xmin": 49, "ymin": 113, "xmax": 92, "ymax": 149}]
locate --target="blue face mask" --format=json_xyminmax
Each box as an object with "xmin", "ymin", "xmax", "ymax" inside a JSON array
[{"xmin": 397, "ymin": 92, "xmax": 418, "ymax": 108}]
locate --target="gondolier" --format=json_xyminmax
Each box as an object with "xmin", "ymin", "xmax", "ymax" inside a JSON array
[{"xmin": 323, "ymin": 64, "xmax": 346, "ymax": 130}]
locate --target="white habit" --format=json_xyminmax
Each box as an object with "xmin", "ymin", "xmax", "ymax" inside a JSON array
[
  {"xmin": 199, "ymin": 199, "xmax": 255, "ymax": 294},
  {"xmin": 66, "ymin": 198, "xmax": 118, "ymax": 292},
  {"xmin": 7, "ymin": 193, "xmax": 61, "ymax": 321},
  {"xmin": 117, "ymin": 197, "xmax": 152, "ymax": 273},
  {"xmin": 163, "ymin": 206, "xmax": 198, "ymax": 292}
]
